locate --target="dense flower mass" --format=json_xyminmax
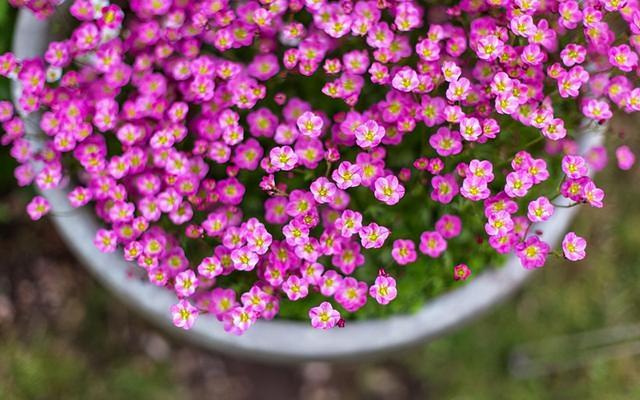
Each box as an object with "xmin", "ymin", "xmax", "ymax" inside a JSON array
[{"xmin": 2, "ymin": 0, "xmax": 638, "ymax": 334}]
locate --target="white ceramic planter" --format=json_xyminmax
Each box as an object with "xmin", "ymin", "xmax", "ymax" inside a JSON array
[{"xmin": 12, "ymin": 9, "xmax": 606, "ymax": 362}]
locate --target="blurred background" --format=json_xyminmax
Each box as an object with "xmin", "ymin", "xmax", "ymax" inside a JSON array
[{"xmin": 2, "ymin": 4, "xmax": 640, "ymax": 400}]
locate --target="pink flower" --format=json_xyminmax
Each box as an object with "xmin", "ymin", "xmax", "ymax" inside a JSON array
[
  {"xmin": 373, "ymin": 175, "xmax": 405, "ymax": 205},
  {"xmin": 334, "ymin": 209, "xmax": 363, "ymax": 238},
  {"xmin": 516, "ymin": 236, "xmax": 550, "ymax": 269},
  {"xmin": 446, "ymin": 77, "xmax": 470, "ymax": 101},
  {"xmin": 431, "ymin": 174, "xmax": 459, "ymax": 204},
  {"xmin": 26, "ymin": 196, "xmax": 50, "ymax": 221},
  {"xmin": 504, "ymin": 171, "xmax": 534, "ymax": 198},
  {"xmin": 419, "ymin": 231, "xmax": 447, "ymax": 258},
  {"xmin": 308, "ymin": 301, "xmax": 341, "ymax": 330},
  {"xmin": 391, "ymin": 239, "xmax": 417, "ymax": 265},
  {"xmin": 476, "ymin": 35, "xmax": 504, "ymax": 61},
  {"xmin": 230, "ymin": 247, "xmax": 259, "ymax": 271},
  {"xmin": 582, "ymin": 181, "xmax": 605, "ymax": 208},
  {"xmin": 170, "ymin": 300, "xmax": 199, "ymax": 330},
  {"xmin": 468, "ymin": 159, "xmax": 494, "ymax": 182},
  {"xmin": 335, "ymin": 277, "xmax": 368, "ymax": 312},
  {"xmin": 435, "ymin": 215, "xmax": 462, "ymax": 239},
  {"xmin": 391, "ymin": 66, "xmax": 419, "ymax": 92},
  {"xmin": 296, "ymin": 111, "xmax": 323, "ymax": 138},
  {"xmin": 562, "ymin": 155, "xmax": 589, "ymax": 179},
  {"xmin": 369, "ymin": 275, "xmax": 397, "ymax": 305},
  {"xmin": 616, "ymin": 145, "xmax": 635, "ymax": 170},
  {"xmin": 527, "ymin": 197, "xmax": 555, "ymax": 223},
  {"xmin": 461, "ymin": 176, "xmax": 491, "ymax": 201},
  {"xmin": 453, "ymin": 264, "xmax": 472, "ymax": 281},
  {"xmin": 562, "ymin": 232, "xmax": 587, "ymax": 261},
  {"xmin": 224, "ymin": 306, "xmax": 256, "ymax": 335},
  {"xmin": 94, "ymin": 229, "xmax": 118, "ymax": 253},
  {"xmin": 282, "ymin": 275, "xmax": 309, "ymax": 301},
  {"xmin": 332, "ymin": 161, "xmax": 362, "ymax": 189},
  {"xmin": 270, "ymin": 146, "xmax": 298, "ymax": 171},
  {"xmin": 174, "ymin": 270, "xmax": 198, "ymax": 298},
  {"xmin": 609, "ymin": 45, "xmax": 638, "ymax": 72},
  {"xmin": 459, "ymin": 117, "xmax": 482, "ymax": 142},
  {"xmin": 429, "ymin": 127, "xmax": 463, "ymax": 156},
  {"xmin": 359, "ymin": 223, "xmax": 390, "ymax": 249},
  {"xmin": 197, "ymin": 256, "xmax": 223, "ymax": 279},
  {"xmin": 355, "ymin": 120, "xmax": 385, "ymax": 149},
  {"xmin": 310, "ymin": 177, "xmax": 337, "ymax": 204},
  {"xmin": 485, "ymin": 211, "xmax": 514, "ymax": 237}
]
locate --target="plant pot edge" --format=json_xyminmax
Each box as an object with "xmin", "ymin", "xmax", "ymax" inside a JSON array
[{"xmin": 10, "ymin": 9, "xmax": 607, "ymax": 363}]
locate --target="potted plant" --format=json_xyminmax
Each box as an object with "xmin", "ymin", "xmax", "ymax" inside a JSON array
[{"xmin": 3, "ymin": 0, "xmax": 633, "ymax": 362}]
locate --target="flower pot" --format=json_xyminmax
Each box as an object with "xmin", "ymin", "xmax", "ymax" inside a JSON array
[{"xmin": 11, "ymin": 9, "xmax": 605, "ymax": 363}]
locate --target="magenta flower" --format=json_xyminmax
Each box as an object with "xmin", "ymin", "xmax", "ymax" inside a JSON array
[
  {"xmin": 26, "ymin": 196, "xmax": 50, "ymax": 221},
  {"xmin": 391, "ymin": 66, "xmax": 419, "ymax": 92},
  {"xmin": 170, "ymin": 300, "xmax": 199, "ymax": 330},
  {"xmin": 616, "ymin": 145, "xmax": 635, "ymax": 170},
  {"xmin": 461, "ymin": 176, "xmax": 491, "ymax": 201},
  {"xmin": 359, "ymin": 223, "xmax": 390, "ymax": 249},
  {"xmin": 373, "ymin": 175, "xmax": 405, "ymax": 206},
  {"xmin": 391, "ymin": 239, "xmax": 417, "ymax": 265},
  {"xmin": 310, "ymin": 177, "xmax": 337, "ymax": 204},
  {"xmin": 431, "ymin": 174, "xmax": 459, "ymax": 204},
  {"xmin": 516, "ymin": 236, "xmax": 551, "ymax": 269},
  {"xmin": 429, "ymin": 127, "xmax": 463, "ymax": 156},
  {"xmin": 230, "ymin": 247, "xmax": 259, "ymax": 271},
  {"xmin": 296, "ymin": 111, "xmax": 323, "ymax": 138},
  {"xmin": 282, "ymin": 275, "xmax": 309, "ymax": 301},
  {"xmin": 485, "ymin": 211, "xmax": 514, "ymax": 237},
  {"xmin": 419, "ymin": 231, "xmax": 447, "ymax": 258},
  {"xmin": 608, "ymin": 45, "xmax": 638, "ymax": 72},
  {"xmin": 582, "ymin": 181, "xmax": 605, "ymax": 208},
  {"xmin": 453, "ymin": 264, "xmax": 472, "ymax": 281},
  {"xmin": 355, "ymin": 120, "xmax": 385, "ymax": 149},
  {"xmin": 527, "ymin": 197, "xmax": 555, "ymax": 223},
  {"xmin": 562, "ymin": 155, "xmax": 589, "ymax": 179},
  {"xmin": 504, "ymin": 171, "xmax": 534, "ymax": 198},
  {"xmin": 562, "ymin": 232, "xmax": 587, "ymax": 261},
  {"xmin": 224, "ymin": 306, "xmax": 256, "ymax": 336},
  {"xmin": 174, "ymin": 270, "xmax": 198, "ymax": 298},
  {"xmin": 332, "ymin": 161, "xmax": 362, "ymax": 189},
  {"xmin": 335, "ymin": 277, "xmax": 368, "ymax": 312},
  {"xmin": 308, "ymin": 301, "xmax": 341, "ymax": 330},
  {"xmin": 334, "ymin": 209, "xmax": 363, "ymax": 238},
  {"xmin": 270, "ymin": 146, "xmax": 298, "ymax": 171},
  {"xmin": 369, "ymin": 275, "xmax": 398, "ymax": 305},
  {"xmin": 435, "ymin": 215, "xmax": 462, "ymax": 239}
]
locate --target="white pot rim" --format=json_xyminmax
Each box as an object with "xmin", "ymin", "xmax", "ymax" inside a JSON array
[{"xmin": 11, "ymin": 9, "xmax": 606, "ymax": 362}]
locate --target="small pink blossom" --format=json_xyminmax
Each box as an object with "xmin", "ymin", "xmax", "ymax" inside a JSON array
[
  {"xmin": 391, "ymin": 239, "xmax": 417, "ymax": 265},
  {"xmin": 373, "ymin": 175, "xmax": 405, "ymax": 205},
  {"xmin": 516, "ymin": 236, "xmax": 550, "ymax": 269},
  {"xmin": 359, "ymin": 223, "xmax": 390, "ymax": 249},
  {"xmin": 296, "ymin": 111, "xmax": 323, "ymax": 138},
  {"xmin": 419, "ymin": 231, "xmax": 447, "ymax": 258},
  {"xmin": 616, "ymin": 145, "xmax": 635, "ymax": 170},
  {"xmin": 562, "ymin": 232, "xmax": 587, "ymax": 261},
  {"xmin": 369, "ymin": 275, "xmax": 397, "ymax": 305},
  {"xmin": 170, "ymin": 300, "xmax": 199, "ymax": 330},
  {"xmin": 355, "ymin": 120, "xmax": 385, "ymax": 149},
  {"xmin": 454, "ymin": 264, "xmax": 471, "ymax": 281},
  {"xmin": 26, "ymin": 196, "xmax": 50, "ymax": 221},
  {"xmin": 527, "ymin": 197, "xmax": 555, "ymax": 223},
  {"xmin": 309, "ymin": 301, "xmax": 341, "ymax": 330}
]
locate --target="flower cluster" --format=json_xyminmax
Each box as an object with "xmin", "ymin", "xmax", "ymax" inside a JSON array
[{"xmin": 2, "ymin": 0, "xmax": 637, "ymax": 334}]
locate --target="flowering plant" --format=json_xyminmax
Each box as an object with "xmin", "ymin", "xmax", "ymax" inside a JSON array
[{"xmin": 2, "ymin": 0, "xmax": 637, "ymax": 335}]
